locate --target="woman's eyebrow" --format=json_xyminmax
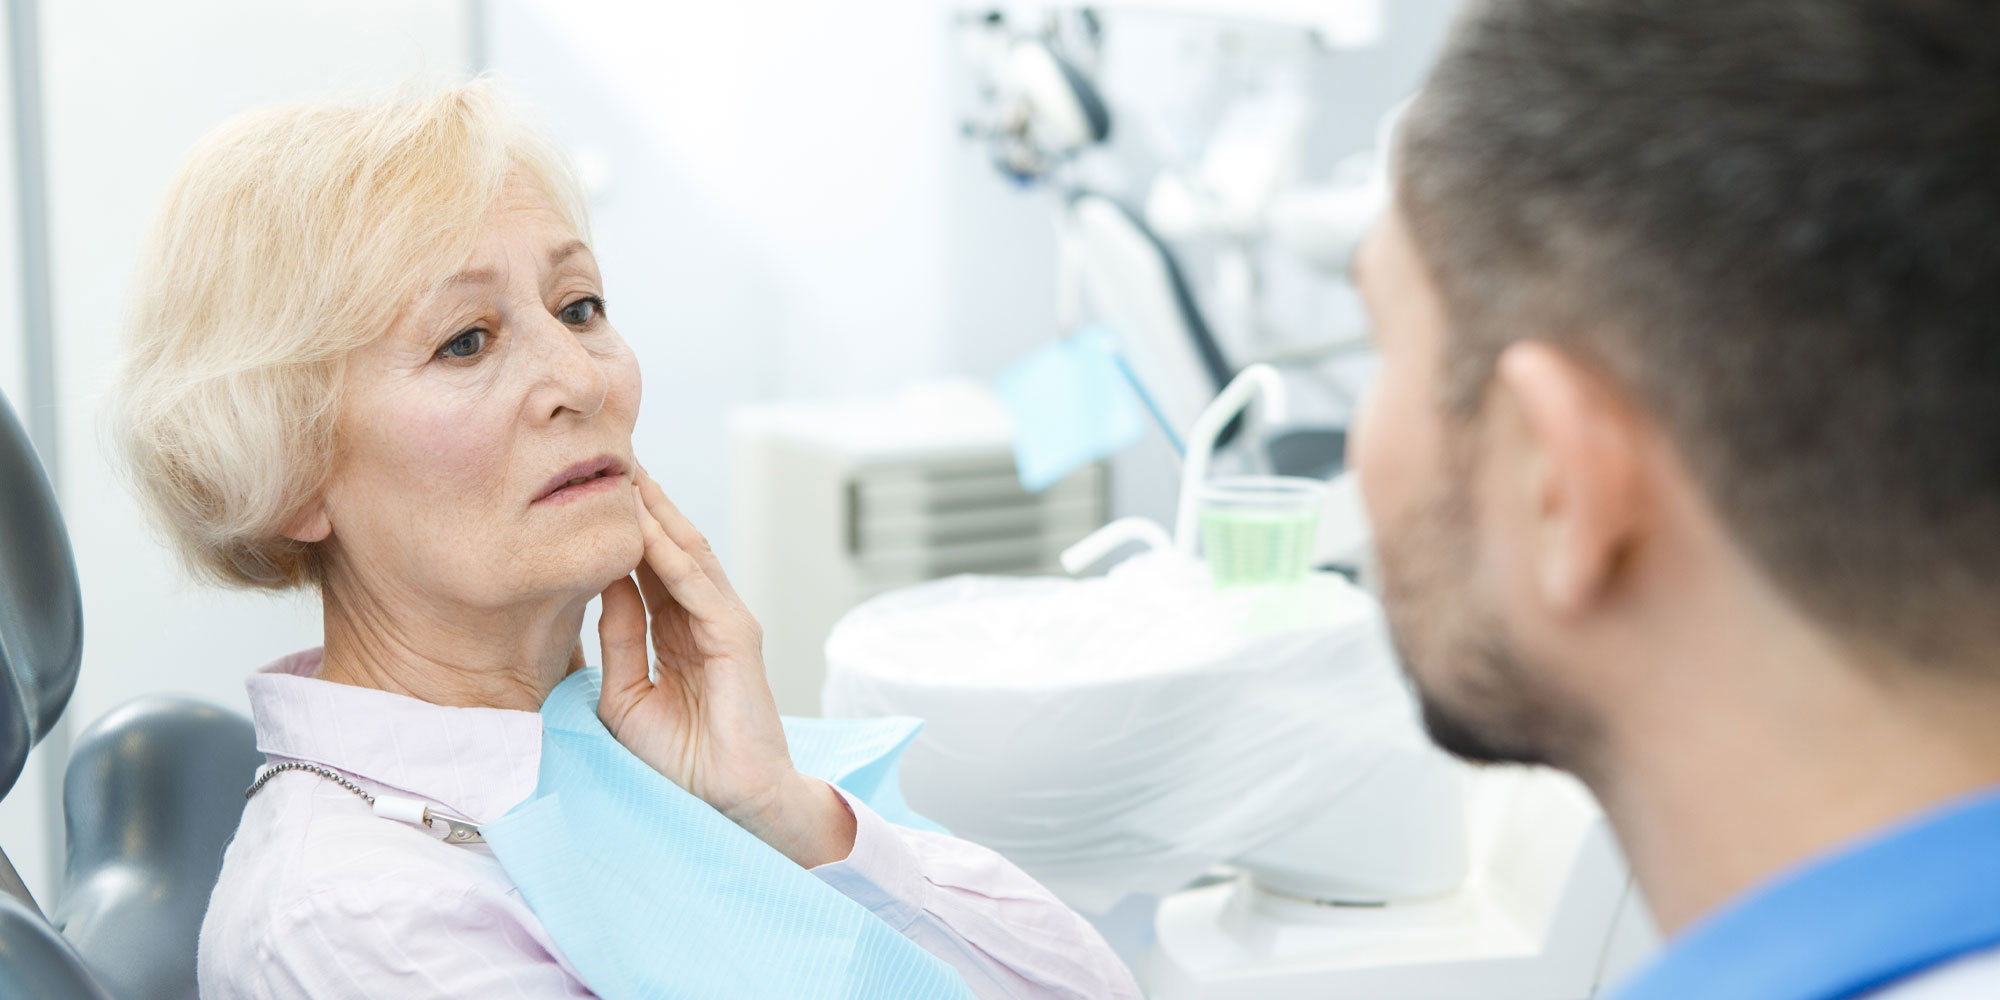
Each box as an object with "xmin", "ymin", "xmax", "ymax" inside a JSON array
[
  {"xmin": 428, "ymin": 239, "xmax": 590, "ymax": 296},
  {"xmin": 439, "ymin": 267, "xmax": 497, "ymax": 290},
  {"xmin": 548, "ymin": 239, "xmax": 590, "ymax": 269},
  {"xmin": 421, "ymin": 237, "xmax": 593, "ymax": 306}
]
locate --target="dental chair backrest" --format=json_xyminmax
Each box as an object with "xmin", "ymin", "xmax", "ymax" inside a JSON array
[
  {"xmin": 0, "ymin": 386, "xmax": 83, "ymax": 903},
  {"xmin": 1066, "ymin": 192, "xmax": 1348, "ymax": 481},
  {"xmin": 0, "ymin": 388, "xmax": 262, "ymax": 1000}
]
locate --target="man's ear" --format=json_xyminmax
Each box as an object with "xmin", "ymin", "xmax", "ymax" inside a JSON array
[
  {"xmin": 1490, "ymin": 341, "xmax": 1648, "ymax": 617},
  {"xmin": 280, "ymin": 499, "xmax": 332, "ymax": 544}
]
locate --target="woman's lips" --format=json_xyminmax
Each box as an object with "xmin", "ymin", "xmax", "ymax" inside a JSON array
[
  {"xmin": 534, "ymin": 456, "xmax": 627, "ymax": 505},
  {"xmin": 536, "ymin": 472, "xmax": 623, "ymax": 505}
]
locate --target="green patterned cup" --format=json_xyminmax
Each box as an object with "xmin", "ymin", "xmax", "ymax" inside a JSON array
[{"xmin": 1198, "ymin": 476, "xmax": 1326, "ymax": 588}]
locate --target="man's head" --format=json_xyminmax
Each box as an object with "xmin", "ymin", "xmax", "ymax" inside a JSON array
[{"xmin": 1352, "ymin": 0, "xmax": 2000, "ymax": 770}]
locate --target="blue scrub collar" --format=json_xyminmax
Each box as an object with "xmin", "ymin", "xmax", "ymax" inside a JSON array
[{"xmin": 1611, "ymin": 785, "xmax": 2000, "ymax": 1000}]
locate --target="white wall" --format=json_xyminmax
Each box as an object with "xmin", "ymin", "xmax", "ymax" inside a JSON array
[{"xmin": 0, "ymin": 0, "xmax": 471, "ymax": 906}]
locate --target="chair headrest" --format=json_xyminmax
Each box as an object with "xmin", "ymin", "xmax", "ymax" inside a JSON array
[{"xmin": 0, "ymin": 390, "xmax": 82, "ymax": 800}]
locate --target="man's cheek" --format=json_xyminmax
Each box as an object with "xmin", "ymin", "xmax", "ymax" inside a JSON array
[{"xmin": 1354, "ymin": 368, "xmax": 1422, "ymax": 530}]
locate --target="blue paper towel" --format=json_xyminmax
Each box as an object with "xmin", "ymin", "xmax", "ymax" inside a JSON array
[
  {"xmin": 994, "ymin": 325, "xmax": 1149, "ymax": 492},
  {"xmin": 480, "ymin": 668, "xmax": 974, "ymax": 1000}
]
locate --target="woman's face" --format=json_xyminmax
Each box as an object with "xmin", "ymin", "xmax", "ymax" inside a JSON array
[{"xmin": 307, "ymin": 174, "xmax": 644, "ymax": 612}]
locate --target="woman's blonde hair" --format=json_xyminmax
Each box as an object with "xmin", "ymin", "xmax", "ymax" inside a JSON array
[{"xmin": 113, "ymin": 77, "xmax": 589, "ymax": 590}]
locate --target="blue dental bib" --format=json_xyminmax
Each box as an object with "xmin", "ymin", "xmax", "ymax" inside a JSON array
[{"xmin": 480, "ymin": 668, "xmax": 976, "ymax": 1000}]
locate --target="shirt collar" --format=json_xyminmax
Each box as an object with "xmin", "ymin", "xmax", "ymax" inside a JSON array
[
  {"xmin": 1611, "ymin": 785, "xmax": 2000, "ymax": 1000},
  {"xmin": 247, "ymin": 647, "xmax": 544, "ymax": 823}
]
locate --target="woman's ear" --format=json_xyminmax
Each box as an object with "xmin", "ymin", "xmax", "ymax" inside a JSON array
[{"xmin": 280, "ymin": 500, "xmax": 333, "ymax": 544}]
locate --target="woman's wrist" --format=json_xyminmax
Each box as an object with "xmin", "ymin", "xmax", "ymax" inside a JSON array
[{"xmin": 732, "ymin": 770, "xmax": 857, "ymax": 869}]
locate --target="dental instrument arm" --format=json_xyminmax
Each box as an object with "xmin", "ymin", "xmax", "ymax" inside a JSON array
[
  {"xmin": 1175, "ymin": 365, "xmax": 1288, "ymax": 552},
  {"xmin": 1061, "ymin": 516, "xmax": 1176, "ymax": 574}
]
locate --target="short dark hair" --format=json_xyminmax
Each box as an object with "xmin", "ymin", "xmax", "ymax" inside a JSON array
[{"xmin": 1399, "ymin": 0, "xmax": 2000, "ymax": 667}]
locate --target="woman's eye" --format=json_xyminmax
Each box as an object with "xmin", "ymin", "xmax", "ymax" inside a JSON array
[
  {"xmin": 559, "ymin": 296, "xmax": 604, "ymax": 326},
  {"xmin": 438, "ymin": 329, "xmax": 487, "ymax": 359}
]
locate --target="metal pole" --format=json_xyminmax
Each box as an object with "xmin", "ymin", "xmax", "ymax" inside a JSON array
[{"xmin": 466, "ymin": 0, "xmax": 489, "ymax": 73}]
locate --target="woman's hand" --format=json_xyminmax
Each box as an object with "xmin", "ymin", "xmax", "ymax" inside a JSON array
[{"xmin": 594, "ymin": 468, "xmax": 856, "ymax": 868}]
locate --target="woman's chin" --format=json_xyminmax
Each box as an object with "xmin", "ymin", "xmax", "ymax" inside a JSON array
[{"xmin": 539, "ymin": 522, "xmax": 647, "ymax": 599}]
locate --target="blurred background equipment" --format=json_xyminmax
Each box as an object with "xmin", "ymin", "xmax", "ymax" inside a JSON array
[
  {"xmin": 731, "ymin": 381, "xmax": 1107, "ymax": 715},
  {"xmin": 821, "ymin": 553, "xmax": 1471, "ymax": 955},
  {"xmin": 954, "ymin": 1, "xmax": 1407, "ymax": 575},
  {"xmin": 823, "ymin": 357, "xmax": 1655, "ymax": 996},
  {"xmin": 1147, "ymin": 768, "xmax": 1661, "ymax": 1000}
]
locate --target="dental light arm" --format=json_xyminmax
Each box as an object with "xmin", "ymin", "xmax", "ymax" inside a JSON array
[{"xmin": 959, "ymin": 13, "xmax": 1111, "ymax": 183}]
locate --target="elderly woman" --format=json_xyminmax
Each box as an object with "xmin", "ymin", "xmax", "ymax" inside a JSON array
[{"xmin": 113, "ymin": 82, "xmax": 1137, "ymax": 999}]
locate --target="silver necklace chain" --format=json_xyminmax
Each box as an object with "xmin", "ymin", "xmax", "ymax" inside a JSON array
[
  {"xmin": 245, "ymin": 760, "xmax": 485, "ymax": 844},
  {"xmin": 246, "ymin": 760, "xmax": 376, "ymax": 805}
]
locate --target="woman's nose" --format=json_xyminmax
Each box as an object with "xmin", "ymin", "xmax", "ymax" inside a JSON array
[{"xmin": 524, "ymin": 313, "xmax": 608, "ymax": 422}]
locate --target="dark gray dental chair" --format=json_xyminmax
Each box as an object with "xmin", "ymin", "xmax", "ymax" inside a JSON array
[{"xmin": 0, "ymin": 388, "xmax": 263, "ymax": 999}]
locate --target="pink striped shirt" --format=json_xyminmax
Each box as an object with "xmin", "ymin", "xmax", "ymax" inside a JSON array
[{"xmin": 196, "ymin": 649, "xmax": 1139, "ymax": 999}]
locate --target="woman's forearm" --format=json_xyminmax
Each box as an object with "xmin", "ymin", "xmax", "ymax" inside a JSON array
[{"xmin": 734, "ymin": 772, "xmax": 860, "ymax": 869}]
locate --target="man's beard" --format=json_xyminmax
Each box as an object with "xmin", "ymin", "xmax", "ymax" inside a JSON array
[{"xmin": 1371, "ymin": 464, "xmax": 1589, "ymax": 769}]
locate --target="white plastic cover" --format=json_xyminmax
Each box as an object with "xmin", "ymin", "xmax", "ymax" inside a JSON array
[
  {"xmin": 371, "ymin": 794, "xmax": 430, "ymax": 827},
  {"xmin": 822, "ymin": 552, "xmax": 1438, "ymax": 913}
]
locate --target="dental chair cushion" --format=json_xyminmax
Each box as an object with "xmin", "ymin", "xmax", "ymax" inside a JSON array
[
  {"xmin": 0, "ymin": 389, "xmax": 84, "ymax": 799},
  {"xmin": 0, "ymin": 893, "xmax": 115, "ymax": 1000},
  {"xmin": 53, "ymin": 696, "xmax": 262, "ymax": 1000}
]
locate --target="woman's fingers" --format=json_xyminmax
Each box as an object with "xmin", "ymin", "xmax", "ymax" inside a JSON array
[
  {"xmin": 631, "ymin": 484, "xmax": 731, "ymax": 623},
  {"xmin": 633, "ymin": 557, "xmax": 672, "ymax": 620},
  {"xmin": 634, "ymin": 467, "xmax": 743, "ymax": 603},
  {"xmin": 596, "ymin": 574, "xmax": 651, "ymax": 721}
]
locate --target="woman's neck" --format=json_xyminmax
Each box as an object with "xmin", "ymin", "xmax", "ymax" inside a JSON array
[{"xmin": 314, "ymin": 568, "xmax": 589, "ymax": 711}]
